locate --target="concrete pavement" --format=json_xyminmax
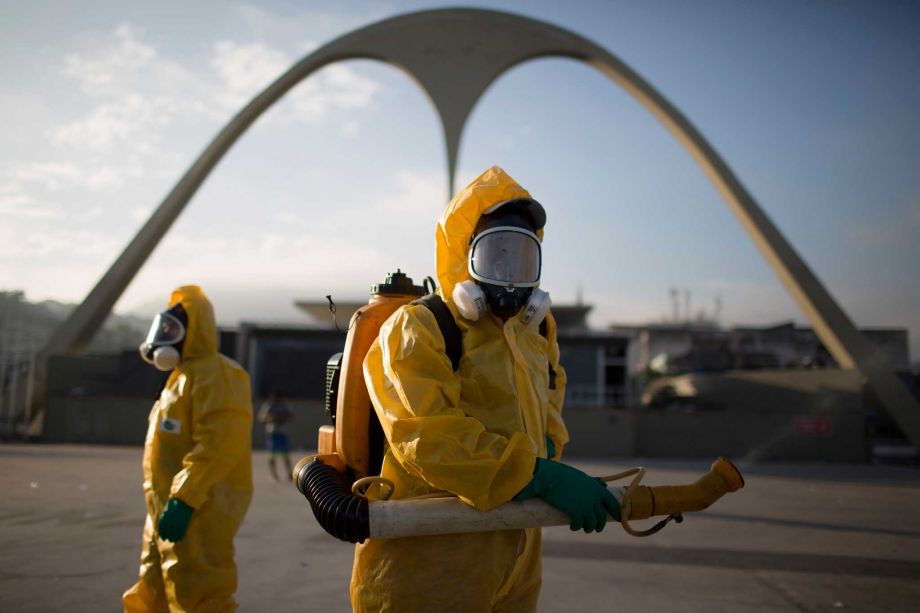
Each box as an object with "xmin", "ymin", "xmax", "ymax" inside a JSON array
[{"xmin": 1, "ymin": 444, "xmax": 919, "ymax": 612}]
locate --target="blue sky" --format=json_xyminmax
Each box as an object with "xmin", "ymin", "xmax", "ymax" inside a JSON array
[{"xmin": 2, "ymin": 1, "xmax": 918, "ymax": 360}]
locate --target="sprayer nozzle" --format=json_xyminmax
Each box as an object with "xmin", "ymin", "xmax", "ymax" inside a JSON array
[{"xmin": 711, "ymin": 457, "xmax": 745, "ymax": 492}]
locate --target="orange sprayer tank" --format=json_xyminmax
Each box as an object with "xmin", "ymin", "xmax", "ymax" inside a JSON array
[{"xmin": 327, "ymin": 270, "xmax": 426, "ymax": 478}]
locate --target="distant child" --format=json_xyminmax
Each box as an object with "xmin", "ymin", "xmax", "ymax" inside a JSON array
[{"xmin": 257, "ymin": 390, "xmax": 294, "ymax": 480}]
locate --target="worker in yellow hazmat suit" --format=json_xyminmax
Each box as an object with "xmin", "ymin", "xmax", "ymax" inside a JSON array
[
  {"xmin": 352, "ymin": 167, "xmax": 618, "ymax": 612},
  {"xmin": 123, "ymin": 285, "xmax": 253, "ymax": 613}
]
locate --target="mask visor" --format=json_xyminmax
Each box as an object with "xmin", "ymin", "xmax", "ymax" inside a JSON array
[
  {"xmin": 144, "ymin": 311, "xmax": 186, "ymax": 347},
  {"xmin": 469, "ymin": 227, "xmax": 541, "ymax": 287}
]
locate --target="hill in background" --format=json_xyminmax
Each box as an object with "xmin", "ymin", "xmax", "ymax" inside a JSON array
[{"xmin": 0, "ymin": 291, "xmax": 150, "ymax": 360}]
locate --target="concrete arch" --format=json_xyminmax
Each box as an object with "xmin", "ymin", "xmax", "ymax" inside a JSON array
[{"xmin": 39, "ymin": 8, "xmax": 919, "ymax": 440}]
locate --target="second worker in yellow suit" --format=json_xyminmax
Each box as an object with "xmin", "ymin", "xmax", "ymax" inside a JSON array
[
  {"xmin": 352, "ymin": 167, "xmax": 619, "ymax": 611},
  {"xmin": 123, "ymin": 285, "xmax": 253, "ymax": 612}
]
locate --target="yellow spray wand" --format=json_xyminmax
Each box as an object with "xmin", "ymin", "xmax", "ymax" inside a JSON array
[{"xmin": 296, "ymin": 456, "xmax": 746, "ymax": 540}]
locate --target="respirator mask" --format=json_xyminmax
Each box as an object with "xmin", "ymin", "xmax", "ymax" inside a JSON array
[
  {"xmin": 139, "ymin": 304, "xmax": 187, "ymax": 372},
  {"xmin": 452, "ymin": 199, "xmax": 551, "ymax": 326}
]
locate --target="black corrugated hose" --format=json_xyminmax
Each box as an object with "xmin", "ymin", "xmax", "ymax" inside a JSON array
[{"xmin": 295, "ymin": 458, "xmax": 370, "ymax": 543}]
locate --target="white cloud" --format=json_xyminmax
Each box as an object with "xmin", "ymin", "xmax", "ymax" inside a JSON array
[
  {"xmin": 0, "ymin": 92, "xmax": 60, "ymax": 148},
  {"xmin": 342, "ymin": 120, "xmax": 360, "ymax": 137},
  {"xmin": 46, "ymin": 21, "xmax": 380, "ymax": 161},
  {"xmin": 54, "ymin": 23, "xmax": 212, "ymax": 152},
  {"xmin": 300, "ymin": 40, "xmax": 320, "ymax": 54},
  {"xmin": 320, "ymin": 64, "xmax": 378, "ymax": 110},
  {"xmin": 0, "ymin": 220, "xmax": 121, "ymax": 261},
  {"xmin": 131, "ymin": 206, "xmax": 153, "ymax": 222},
  {"xmin": 234, "ymin": 3, "xmax": 365, "ymax": 52},
  {"xmin": 130, "ymin": 231, "xmax": 387, "ymax": 300},
  {"xmin": 4, "ymin": 12, "xmax": 384, "ymax": 308},
  {"xmin": 0, "ymin": 183, "xmax": 42, "ymax": 217},
  {"xmin": 44, "ymin": 23, "xmax": 210, "ymax": 189},
  {"xmin": 209, "ymin": 40, "xmax": 379, "ymax": 124},
  {"xmin": 210, "ymin": 41, "xmax": 290, "ymax": 111},
  {"xmin": 52, "ymin": 93, "xmax": 172, "ymax": 150},
  {"xmin": 63, "ymin": 23, "xmax": 157, "ymax": 95},
  {"xmin": 111, "ymin": 167, "xmax": 444, "ymax": 320},
  {"xmin": 84, "ymin": 166, "xmax": 126, "ymax": 190},
  {"xmin": 12, "ymin": 162, "xmax": 80, "ymax": 188},
  {"xmin": 378, "ymin": 171, "xmax": 444, "ymax": 216},
  {"xmin": 12, "ymin": 161, "xmax": 125, "ymax": 191}
]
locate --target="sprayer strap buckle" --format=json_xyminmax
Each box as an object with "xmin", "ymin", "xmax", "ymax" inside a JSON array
[
  {"xmin": 621, "ymin": 512, "xmax": 682, "ymax": 537},
  {"xmin": 351, "ymin": 476, "xmax": 395, "ymax": 501}
]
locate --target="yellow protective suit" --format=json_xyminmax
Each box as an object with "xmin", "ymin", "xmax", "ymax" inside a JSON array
[
  {"xmin": 351, "ymin": 166, "xmax": 569, "ymax": 612},
  {"xmin": 123, "ymin": 286, "xmax": 253, "ymax": 613}
]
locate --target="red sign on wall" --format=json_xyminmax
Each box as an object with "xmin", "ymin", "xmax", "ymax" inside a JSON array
[{"xmin": 794, "ymin": 416, "xmax": 833, "ymax": 437}]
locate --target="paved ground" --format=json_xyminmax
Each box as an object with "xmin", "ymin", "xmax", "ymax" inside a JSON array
[{"xmin": 1, "ymin": 444, "xmax": 919, "ymax": 612}]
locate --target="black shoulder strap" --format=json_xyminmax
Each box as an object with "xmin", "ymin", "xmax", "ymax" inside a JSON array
[
  {"xmin": 539, "ymin": 316, "xmax": 556, "ymax": 390},
  {"xmin": 412, "ymin": 294, "xmax": 463, "ymax": 371}
]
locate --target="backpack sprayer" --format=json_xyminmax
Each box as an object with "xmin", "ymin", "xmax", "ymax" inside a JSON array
[{"xmin": 293, "ymin": 270, "xmax": 745, "ymax": 543}]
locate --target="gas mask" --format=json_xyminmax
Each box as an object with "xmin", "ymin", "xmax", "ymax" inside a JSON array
[
  {"xmin": 139, "ymin": 304, "xmax": 188, "ymax": 371},
  {"xmin": 453, "ymin": 280, "xmax": 551, "ymax": 325},
  {"xmin": 452, "ymin": 199, "xmax": 551, "ymax": 325}
]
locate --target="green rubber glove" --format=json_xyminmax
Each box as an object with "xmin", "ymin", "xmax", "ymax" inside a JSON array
[
  {"xmin": 545, "ymin": 436, "xmax": 556, "ymax": 460},
  {"xmin": 515, "ymin": 458, "xmax": 620, "ymax": 533},
  {"xmin": 158, "ymin": 498, "xmax": 194, "ymax": 543}
]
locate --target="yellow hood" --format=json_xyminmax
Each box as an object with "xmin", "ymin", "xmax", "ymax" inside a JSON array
[
  {"xmin": 435, "ymin": 166, "xmax": 542, "ymax": 302},
  {"xmin": 168, "ymin": 285, "xmax": 218, "ymax": 360}
]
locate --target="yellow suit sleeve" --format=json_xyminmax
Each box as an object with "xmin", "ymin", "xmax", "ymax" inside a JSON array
[
  {"xmin": 544, "ymin": 313, "xmax": 570, "ymax": 460},
  {"xmin": 170, "ymin": 360, "xmax": 253, "ymax": 509},
  {"xmin": 364, "ymin": 305, "xmax": 537, "ymax": 511}
]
